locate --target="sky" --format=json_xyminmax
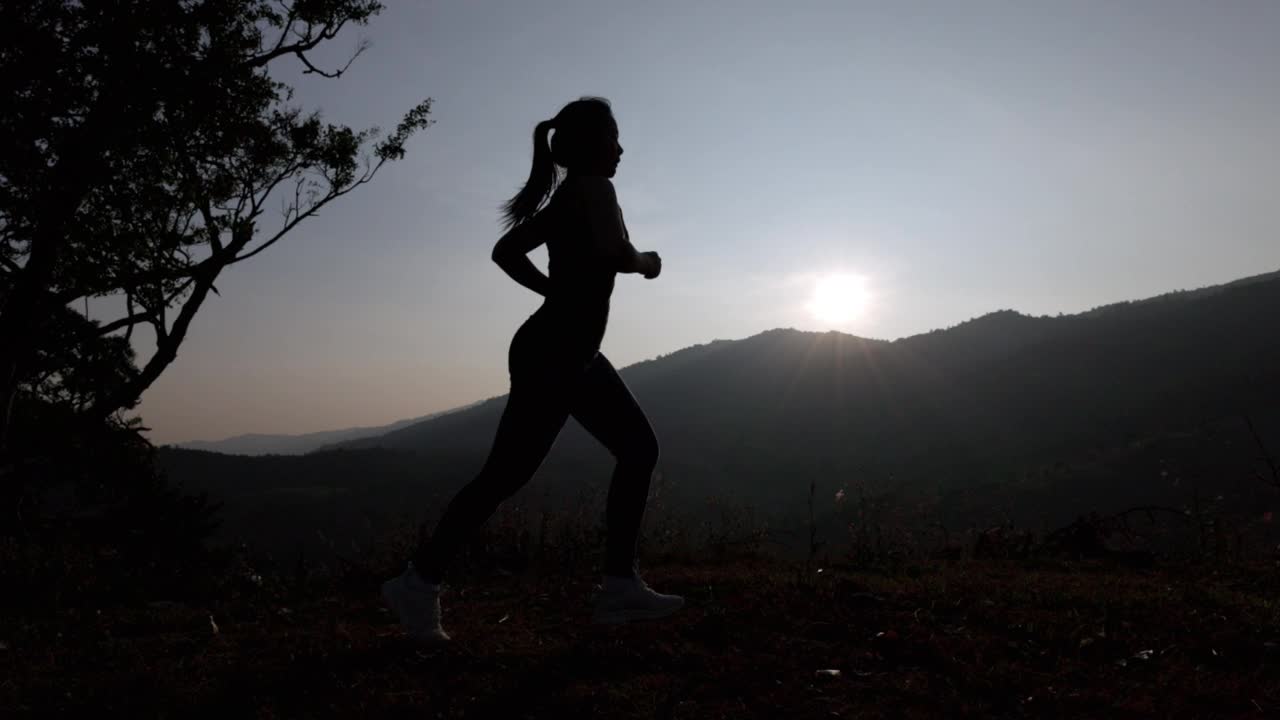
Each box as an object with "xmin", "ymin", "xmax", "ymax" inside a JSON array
[{"xmin": 134, "ymin": 0, "xmax": 1280, "ymax": 445}]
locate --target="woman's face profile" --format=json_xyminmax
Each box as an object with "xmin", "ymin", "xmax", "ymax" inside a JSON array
[{"xmin": 577, "ymin": 118, "xmax": 623, "ymax": 177}]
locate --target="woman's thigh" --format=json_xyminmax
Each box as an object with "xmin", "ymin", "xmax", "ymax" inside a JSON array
[
  {"xmin": 568, "ymin": 354, "xmax": 658, "ymax": 460},
  {"xmin": 479, "ymin": 379, "xmax": 572, "ymax": 482}
]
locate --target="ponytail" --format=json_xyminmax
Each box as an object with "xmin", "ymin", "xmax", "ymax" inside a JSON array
[
  {"xmin": 499, "ymin": 97, "xmax": 614, "ymax": 230},
  {"xmin": 500, "ymin": 119, "xmax": 559, "ymax": 231}
]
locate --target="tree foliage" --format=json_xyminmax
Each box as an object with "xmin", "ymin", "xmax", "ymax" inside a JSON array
[
  {"xmin": 0, "ymin": 0, "xmax": 432, "ymax": 448},
  {"xmin": 0, "ymin": 1, "xmax": 432, "ymax": 536}
]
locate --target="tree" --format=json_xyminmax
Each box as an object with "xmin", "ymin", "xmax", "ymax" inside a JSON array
[{"xmin": 0, "ymin": 1, "xmax": 433, "ymax": 459}]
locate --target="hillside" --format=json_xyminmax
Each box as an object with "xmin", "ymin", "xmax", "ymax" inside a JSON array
[
  {"xmin": 158, "ymin": 270, "xmax": 1280, "ymax": 555},
  {"xmin": 173, "ymin": 403, "xmax": 480, "ymax": 456},
  {"xmin": 335, "ymin": 270, "xmax": 1280, "ymax": 497}
]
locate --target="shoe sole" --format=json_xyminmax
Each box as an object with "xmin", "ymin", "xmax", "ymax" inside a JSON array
[
  {"xmin": 381, "ymin": 579, "xmax": 451, "ymax": 645},
  {"xmin": 591, "ymin": 600, "xmax": 685, "ymax": 625}
]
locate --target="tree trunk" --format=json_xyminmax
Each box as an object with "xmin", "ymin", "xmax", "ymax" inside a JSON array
[
  {"xmin": 0, "ymin": 117, "xmax": 113, "ymax": 455},
  {"xmin": 0, "ymin": 219, "xmax": 71, "ymax": 455}
]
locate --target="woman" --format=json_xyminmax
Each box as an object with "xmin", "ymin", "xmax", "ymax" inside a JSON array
[{"xmin": 382, "ymin": 97, "xmax": 683, "ymax": 644}]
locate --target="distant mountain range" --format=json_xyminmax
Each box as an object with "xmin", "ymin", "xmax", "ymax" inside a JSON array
[
  {"xmin": 173, "ymin": 402, "xmax": 482, "ymax": 456},
  {"xmin": 159, "ymin": 269, "xmax": 1280, "ymax": 556},
  {"xmin": 328, "ymin": 268, "xmax": 1280, "ymax": 491}
]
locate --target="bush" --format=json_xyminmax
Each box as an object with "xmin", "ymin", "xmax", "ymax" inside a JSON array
[{"xmin": 1, "ymin": 398, "xmax": 225, "ymax": 608}]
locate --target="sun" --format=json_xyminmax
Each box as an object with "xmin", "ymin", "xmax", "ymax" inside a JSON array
[{"xmin": 807, "ymin": 273, "xmax": 871, "ymax": 326}]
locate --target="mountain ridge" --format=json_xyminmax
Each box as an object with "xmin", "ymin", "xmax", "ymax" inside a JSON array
[
  {"xmin": 175, "ymin": 268, "xmax": 1280, "ymax": 456},
  {"xmin": 173, "ymin": 401, "xmax": 483, "ymax": 456},
  {"xmin": 327, "ymin": 266, "xmax": 1280, "ymax": 496},
  {"xmin": 158, "ymin": 266, "xmax": 1280, "ymax": 557}
]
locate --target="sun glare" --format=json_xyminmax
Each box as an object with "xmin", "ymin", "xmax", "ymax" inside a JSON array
[{"xmin": 807, "ymin": 273, "xmax": 871, "ymax": 326}]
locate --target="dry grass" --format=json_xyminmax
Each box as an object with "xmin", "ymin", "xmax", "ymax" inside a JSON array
[{"xmin": 5, "ymin": 546, "xmax": 1280, "ymax": 718}]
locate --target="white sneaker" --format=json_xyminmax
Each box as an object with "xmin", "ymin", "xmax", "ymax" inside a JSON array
[
  {"xmin": 381, "ymin": 563, "xmax": 450, "ymax": 645},
  {"xmin": 591, "ymin": 574, "xmax": 685, "ymax": 625}
]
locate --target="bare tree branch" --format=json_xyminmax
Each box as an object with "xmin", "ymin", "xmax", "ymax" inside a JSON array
[
  {"xmin": 124, "ymin": 291, "xmax": 137, "ymax": 344},
  {"xmin": 148, "ymin": 316, "xmax": 168, "ymax": 344},
  {"xmin": 246, "ymin": 25, "xmax": 330, "ymax": 69},
  {"xmin": 229, "ymin": 156, "xmax": 389, "ymax": 265},
  {"xmin": 96, "ymin": 273, "xmax": 198, "ymax": 338},
  {"xmin": 249, "ymin": 157, "xmax": 310, "ymax": 216},
  {"xmin": 92, "ymin": 265, "xmax": 221, "ymax": 418},
  {"xmin": 295, "ymin": 37, "xmax": 368, "ymax": 79},
  {"xmin": 198, "ymin": 200, "xmax": 223, "ymax": 254},
  {"xmin": 247, "ymin": 16, "xmax": 354, "ymax": 73},
  {"xmin": 264, "ymin": 2, "xmax": 299, "ymax": 58},
  {"xmin": 95, "ymin": 309, "xmax": 156, "ymax": 338}
]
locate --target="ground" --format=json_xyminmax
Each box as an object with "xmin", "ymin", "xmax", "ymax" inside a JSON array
[{"xmin": 5, "ymin": 557, "xmax": 1280, "ymax": 718}]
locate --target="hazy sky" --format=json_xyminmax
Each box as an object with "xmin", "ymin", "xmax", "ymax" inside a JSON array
[{"xmin": 134, "ymin": 0, "xmax": 1280, "ymax": 444}]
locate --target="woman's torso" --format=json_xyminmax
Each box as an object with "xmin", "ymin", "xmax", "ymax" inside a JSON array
[{"xmin": 513, "ymin": 176, "xmax": 621, "ymax": 371}]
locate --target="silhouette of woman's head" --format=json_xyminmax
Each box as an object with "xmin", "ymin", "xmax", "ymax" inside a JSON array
[{"xmin": 501, "ymin": 96, "xmax": 622, "ymax": 230}]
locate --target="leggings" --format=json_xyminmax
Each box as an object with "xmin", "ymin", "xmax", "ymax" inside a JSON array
[{"xmin": 413, "ymin": 321, "xmax": 659, "ymax": 583}]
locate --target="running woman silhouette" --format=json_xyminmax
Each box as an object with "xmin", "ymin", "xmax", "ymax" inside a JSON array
[{"xmin": 382, "ymin": 97, "xmax": 683, "ymax": 644}]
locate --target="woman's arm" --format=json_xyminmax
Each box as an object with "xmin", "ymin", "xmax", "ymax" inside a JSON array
[
  {"xmin": 582, "ymin": 178, "xmax": 661, "ymax": 278},
  {"xmin": 491, "ymin": 215, "xmax": 552, "ymax": 296}
]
